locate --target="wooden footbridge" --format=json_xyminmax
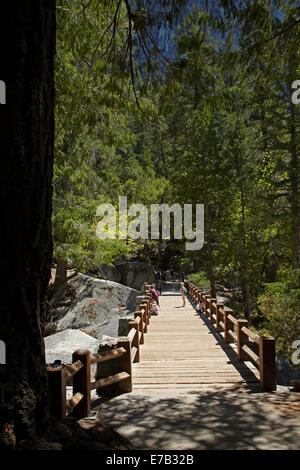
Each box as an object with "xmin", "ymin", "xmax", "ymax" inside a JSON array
[
  {"xmin": 132, "ymin": 285, "xmax": 262, "ymax": 394},
  {"xmin": 47, "ymin": 282, "xmax": 276, "ymax": 419}
]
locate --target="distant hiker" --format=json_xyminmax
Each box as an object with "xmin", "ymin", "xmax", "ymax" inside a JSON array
[
  {"xmin": 150, "ymin": 300, "xmax": 160, "ymax": 316},
  {"xmin": 180, "ymin": 282, "xmax": 187, "ymax": 307},
  {"xmin": 150, "ymin": 285, "xmax": 160, "ymax": 307}
]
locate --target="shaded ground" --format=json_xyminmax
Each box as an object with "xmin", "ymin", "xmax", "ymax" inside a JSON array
[{"xmin": 98, "ymin": 388, "xmax": 300, "ymax": 450}]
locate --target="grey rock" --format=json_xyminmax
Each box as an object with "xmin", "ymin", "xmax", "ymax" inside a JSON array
[
  {"xmin": 115, "ymin": 261, "xmax": 155, "ymax": 291},
  {"xmin": 216, "ymin": 284, "xmax": 229, "ymax": 292},
  {"xmin": 55, "ymin": 274, "xmax": 141, "ymax": 335},
  {"xmin": 80, "ymin": 319, "xmax": 119, "ymax": 340},
  {"xmin": 276, "ymin": 354, "xmax": 300, "ymax": 386},
  {"xmin": 216, "ymin": 296, "xmax": 232, "ymax": 305},
  {"xmin": 98, "ymin": 264, "xmax": 121, "ymax": 283},
  {"xmin": 118, "ymin": 316, "xmax": 135, "ymax": 336},
  {"xmin": 99, "ymin": 335, "xmax": 119, "ymax": 349},
  {"xmin": 98, "ymin": 261, "xmax": 155, "ymax": 291},
  {"xmin": 135, "ymin": 295, "xmax": 146, "ymax": 311},
  {"xmin": 44, "ymin": 329, "xmax": 100, "ymax": 365}
]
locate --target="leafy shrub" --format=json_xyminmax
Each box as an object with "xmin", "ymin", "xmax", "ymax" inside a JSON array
[
  {"xmin": 257, "ymin": 267, "xmax": 300, "ymax": 364},
  {"xmin": 188, "ymin": 271, "xmax": 210, "ymax": 291}
]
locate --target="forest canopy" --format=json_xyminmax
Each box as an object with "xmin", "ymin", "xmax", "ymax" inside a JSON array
[{"xmin": 53, "ymin": 0, "xmax": 300, "ymax": 363}]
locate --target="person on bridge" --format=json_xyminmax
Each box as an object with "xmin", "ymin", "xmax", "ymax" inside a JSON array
[
  {"xmin": 150, "ymin": 300, "xmax": 159, "ymax": 316},
  {"xmin": 180, "ymin": 282, "xmax": 187, "ymax": 307},
  {"xmin": 150, "ymin": 285, "xmax": 160, "ymax": 307}
]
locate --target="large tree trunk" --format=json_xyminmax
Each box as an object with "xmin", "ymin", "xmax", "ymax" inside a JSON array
[
  {"xmin": 240, "ymin": 181, "xmax": 251, "ymax": 322},
  {"xmin": 0, "ymin": 2, "xmax": 56, "ymax": 449},
  {"xmin": 290, "ymin": 95, "xmax": 299, "ymax": 269},
  {"xmin": 204, "ymin": 195, "xmax": 216, "ymax": 298}
]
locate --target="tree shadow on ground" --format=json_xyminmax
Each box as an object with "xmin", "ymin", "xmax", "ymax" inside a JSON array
[{"xmin": 96, "ymin": 387, "xmax": 300, "ymax": 450}]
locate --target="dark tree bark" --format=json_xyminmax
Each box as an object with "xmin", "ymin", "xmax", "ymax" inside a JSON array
[
  {"xmin": 289, "ymin": 78, "xmax": 300, "ymax": 269},
  {"xmin": 201, "ymin": 154, "xmax": 216, "ymax": 299},
  {"xmin": 0, "ymin": 2, "xmax": 56, "ymax": 448},
  {"xmin": 204, "ymin": 196, "xmax": 216, "ymax": 299},
  {"xmin": 240, "ymin": 181, "xmax": 251, "ymax": 323},
  {"xmin": 290, "ymin": 94, "xmax": 299, "ymax": 269}
]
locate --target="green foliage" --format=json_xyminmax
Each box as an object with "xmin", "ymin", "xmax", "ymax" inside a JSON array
[
  {"xmin": 257, "ymin": 268, "xmax": 300, "ymax": 362},
  {"xmin": 188, "ymin": 272, "xmax": 210, "ymax": 291},
  {"xmin": 54, "ymin": 0, "xmax": 137, "ymax": 269}
]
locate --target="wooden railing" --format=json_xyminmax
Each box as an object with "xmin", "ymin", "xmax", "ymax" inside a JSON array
[
  {"xmin": 47, "ymin": 285, "xmax": 152, "ymax": 419},
  {"xmin": 188, "ymin": 283, "xmax": 276, "ymax": 392}
]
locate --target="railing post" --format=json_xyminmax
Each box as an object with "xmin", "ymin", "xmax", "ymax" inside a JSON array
[
  {"xmin": 146, "ymin": 295, "xmax": 152, "ymax": 319},
  {"xmin": 135, "ymin": 310, "xmax": 144, "ymax": 345},
  {"xmin": 72, "ymin": 349, "xmax": 91, "ymax": 418},
  {"xmin": 195, "ymin": 289, "xmax": 200, "ymax": 305},
  {"xmin": 143, "ymin": 283, "xmax": 150, "ymax": 293},
  {"xmin": 141, "ymin": 301, "xmax": 148, "ymax": 323},
  {"xmin": 196, "ymin": 288, "xmax": 201, "ymax": 306},
  {"xmin": 129, "ymin": 320, "xmax": 140, "ymax": 363},
  {"xmin": 188, "ymin": 285, "xmax": 192, "ymax": 302},
  {"xmin": 209, "ymin": 298, "xmax": 216, "ymax": 323},
  {"xmin": 237, "ymin": 319, "xmax": 249, "ymax": 361},
  {"xmin": 47, "ymin": 365, "xmax": 66, "ymax": 418},
  {"xmin": 140, "ymin": 304, "xmax": 148, "ymax": 332},
  {"xmin": 224, "ymin": 309, "xmax": 232, "ymax": 343},
  {"xmin": 259, "ymin": 336, "xmax": 276, "ymax": 391},
  {"xmin": 204, "ymin": 295, "xmax": 210, "ymax": 317},
  {"xmin": 199, "ymin": 291, "xmax": 203, "ymax": 304},
  {"xmin": 117, "ymin": 338, "xmax": 132, "ymax": 394},
  {"xmin": 147, "ymin": 299, "xmax": 150, "ymax": 323},
  {"xmin": 216, "ymin": 303, "xmax": 224, "ymax": 331}
]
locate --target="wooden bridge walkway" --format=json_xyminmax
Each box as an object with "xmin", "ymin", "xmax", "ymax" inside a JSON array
[
  {"xmin": 132, "ymin": 287, "xmax": 260, "ymax": 394},
  {"xmin": 98, "ymin": 286, "xmax": 300, "ymax": 450}
]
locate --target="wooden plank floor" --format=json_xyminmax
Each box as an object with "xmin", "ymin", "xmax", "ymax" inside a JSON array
[{"xmin": 132, "ymin": 289, "xmax": 260, "ymax": 393}]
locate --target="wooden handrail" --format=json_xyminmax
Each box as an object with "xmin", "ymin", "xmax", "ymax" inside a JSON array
[
  {"xmin": 47, "ymin": 280, "xmax": 155, "ymax": 419},
  {"xmin": 90, "ymin": 347, "xmax": 126, "ymax": 364},
  {"xmin": 66, "ymin": 392, "xmax": 84, "ymax": 416},
  {"xmin": 241, "ymin": 344, "xmax": 260, "ymax": 366},
  {"xmin": 90, "ymin": 371, "xmax": 130, "ymax": 390},
  {"xmin": 188, "ymin": 283, "xmax": 276, "ymax": 391},
  {"xmin": 129, "ymin": 319, "xmax": 140, "ymax": 363},
  {"xmin": 63, "ymin": 360, "xmax": 84, "ymax": 381},
  {"xmin": 127, "ymin": 327, "xmax": 136, "ymax": 343},
  {"xmin": 227, "ymin": 329, "xmax": 237, "ymax": 342},
  {"xmin": 227, "ymin": 313, "xmax": 238, "ymax": 326},
  {"xmin": 241, "ymin": 325, "xmax": 260, "ymax": 344},
  {"xmin": 131, "ymin": 346, "xmax": 137, "ymax": 362}
]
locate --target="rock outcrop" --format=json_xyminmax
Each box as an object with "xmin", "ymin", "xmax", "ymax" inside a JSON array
[
  {"xmin": 276, "ymin": 354, "xmax": 300, "ymax": 387},
  {"xmin": 54, "ymin": 274, "xmax": 141, "ymax": 338},
  {"xmin": 44, "ymin": 329, "xmax": 100, "ymax": 365},
  {"xmin": 99, "ymin": 261, "xmax": 155, "ymax": 291},
  {"xmin": 115, "ymin": 261, "xmax": 155, "ymax": 291}
]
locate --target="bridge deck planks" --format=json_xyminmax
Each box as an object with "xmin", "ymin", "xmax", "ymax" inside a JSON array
[{"xmin": 132, "ymin": 290, "xmax": 259, "ymax": 393}]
